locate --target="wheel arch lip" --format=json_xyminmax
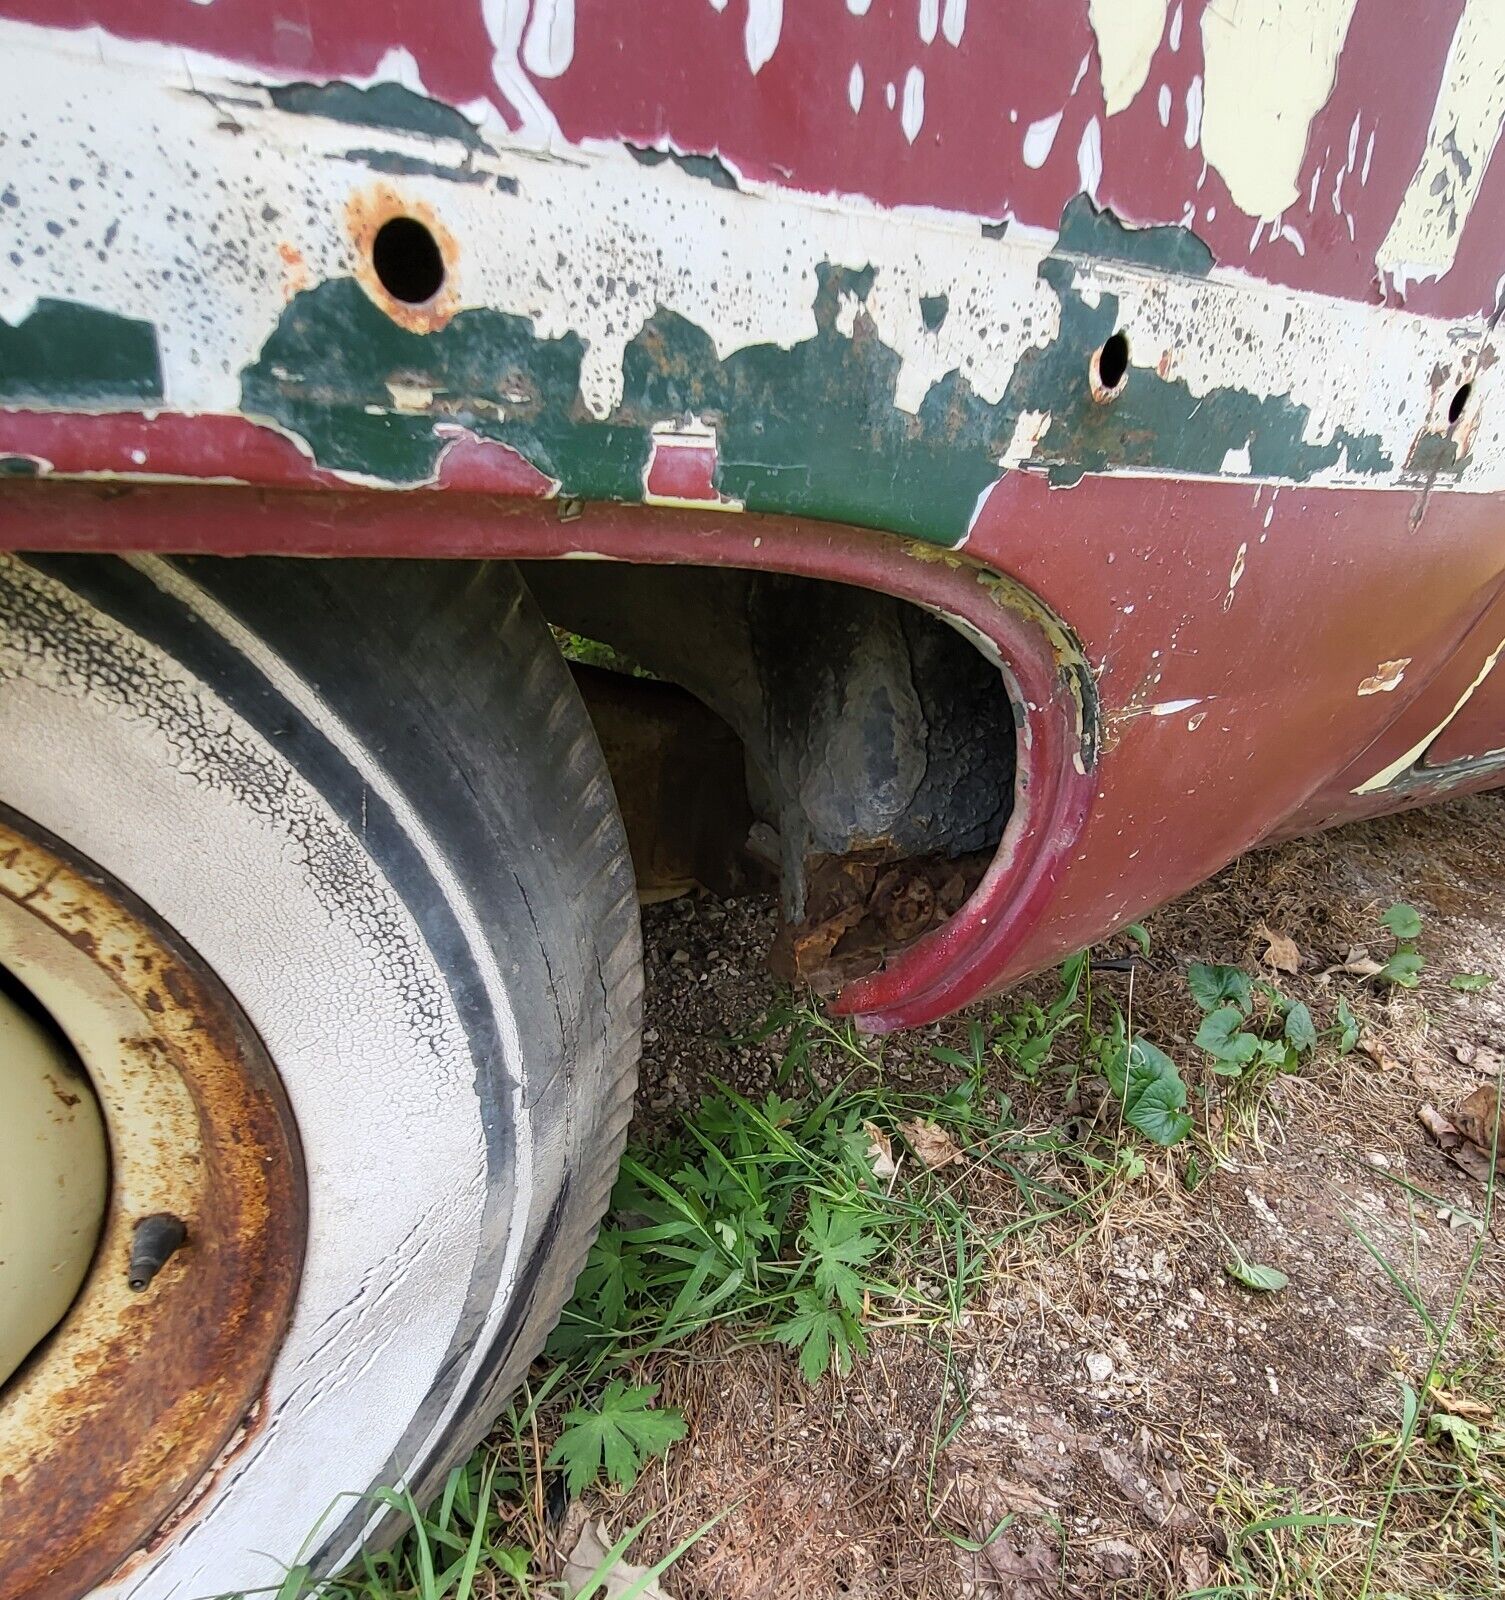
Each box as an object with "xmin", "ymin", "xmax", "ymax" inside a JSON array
[{"xmin": 0, "ymin": 481, "xmax": 1099, "ymax": 1029}]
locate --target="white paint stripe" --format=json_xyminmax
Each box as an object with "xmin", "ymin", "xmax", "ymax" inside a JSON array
[
  {"xmin": 521, "ymin": 0, "xmax": 575, "ymax": 79},
  {"xmin": 744, "ymin": 0, "xmax": 783, "ymax": 73},
  {"xmin": 848, "ymin": 61, "xmax": 864, "ymax": 113},
  {"xmin": 901, "ymin": 65, "xmax": 925, "ymax": 142},
  {"xmin": 1354, "ymin": 635, "xmax": 1505, "ymax": 792},
  {"xmin": 1022, "ymin": 109, "xmax": 1064, "ymax": 166},
  {"xmin": 1379, "ymin": 0, "xmax": 1505, "ymax": 293},
  {"xmin": 1, "ymin": 21, "xmax": 1502, "ymax": 500}
]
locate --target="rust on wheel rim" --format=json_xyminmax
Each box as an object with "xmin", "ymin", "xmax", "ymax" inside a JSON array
[{"xmin": 0, "ymin": 808, "xmax": 305, "ymax": 1600}]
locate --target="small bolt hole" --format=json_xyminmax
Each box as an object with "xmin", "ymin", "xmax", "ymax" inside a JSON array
[
  {"xmin": 1095, "ymin": 330, "xmax": 1129, "ymax": 394},
  {"xmin": 371, "ymin": 216, "xmax": 446, "ymax": 305},
  {"xmin": 1448, "ymin": 381, "xmax": 1472, "ymax": 426}
]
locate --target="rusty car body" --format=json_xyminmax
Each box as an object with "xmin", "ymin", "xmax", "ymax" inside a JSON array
[{"xmin": 2, "ymin": 0, "xmax": 1504, "ymax": 1592}]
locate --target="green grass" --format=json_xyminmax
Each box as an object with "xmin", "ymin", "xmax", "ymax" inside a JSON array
[
  {"xmin": 252, "ymin": 922, "xmax": 1487, "ymax": 1598},
  {"xmin": 256, "ymin": 962, "xmax": 1137, "ymax": 1597}
]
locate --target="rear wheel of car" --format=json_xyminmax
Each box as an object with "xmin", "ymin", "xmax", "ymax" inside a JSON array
[{"xmin": 0, "ymin": 554, "xmax": 641, "ymax": 1598}]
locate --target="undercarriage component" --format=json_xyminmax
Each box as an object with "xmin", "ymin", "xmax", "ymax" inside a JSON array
[
  {"xmin": 568, "ymin": 662, "xmax": 766, "ymax": 902},
  {"xmin": 527, "ymin": 563, "xmax": 1016, "ymax": 980}
]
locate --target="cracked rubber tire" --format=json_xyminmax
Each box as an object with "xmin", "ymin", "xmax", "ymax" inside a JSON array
[{"xmin": 0, "ymin": 554, "xmax": 641, "ymax": 1593}]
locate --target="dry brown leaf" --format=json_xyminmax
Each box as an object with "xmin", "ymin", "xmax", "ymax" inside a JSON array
[
  {"xmin": 900, "ymin": 1116, "xmax": 961, "ymax": 1170},
  {"xmin": 861, "ymin": 1119, "xmax": 897, "ymax": 1179},
  {"xmin": 1322, "ymin": 943, "xmax": 1384, "ymax": 979},
  {"xmin": 1360, "ymin": 1034, "xmax": 1404, "ymax": 1073},
  {"xmin": 1418, "ymin": 1103, "xmax": 1496, "ymax": 1183},
  {"xmin": 1256, "ymin": 922, "xmax": 1301, "ymax": 974},
  {"xmin": 986, "ymin": 1478, "xmax": 1057, "ymax": 1514},
  {"xmin": 563, "ymin": 1520, "xmax": 677, "ymax": 1600},
  {"xmin": 971, "ymin": 1528, "xmax": 1060, "ymax": 1597},
  {"xmin": 1091, "ymin": 1536, "xmax": 1141, "ymax": 1579},
  {"xmin": 1454, "ymin": 1084, "xmax": 1502, "ymax": 1156},
  {"xmin": 1095, "ymin": 1446, "xmax": 1198, "ymax": 1530},
  {"xmin": 1419, "ymin": 1103, "xmax": 1463, "ymax": 1149},
  {"xmin": 1428, "ymin": 1383, "xmax": 1496, "ymax": 1423},
  {"xmin": 1177, "ymin": 1546, "xmax": 1213, "ymax": 1591}
]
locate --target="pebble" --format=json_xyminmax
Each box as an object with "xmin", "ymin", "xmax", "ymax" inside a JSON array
[{"xmin": 1085, "ymin": 1352, "xmax": 1115, "ymax": 1383}]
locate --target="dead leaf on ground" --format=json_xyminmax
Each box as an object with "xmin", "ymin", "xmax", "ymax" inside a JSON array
[
  {"xmin": 1359, "ymin": 1034, "xmax": 1405, "ymax": 1073},
  {"xmin": 861, "ymin": 1119, "xmax": 897, "ymax": 1179},
  {"xmin": 1428, "ymin": 1383, "xmax": 1496, "ymax": 1423},
  {"xmin": 563, "ymin": 1520, "xmax": 677, "ymax": 1600},
  {"xmin": 901, "ymin": 1116, "xmax": 962, "ymax": 1170},
  {"xmin": 1091, "ymin": 1536, "xmax": 1142, "ymax": 1579},
  {"xmin": 1177, "ymin": 1545, "xmax": 1213, "ymax": 1591},
  {"xmin": 1418, "ymin": 1103, "xmax": 1496, "ymax": 1184},
  {"xmin": 1321, "ymin": 944, "xmax": 1384, "ymax": 980},
  {"xmin": 958, "ymin": 1526, "xmax": 1060, "ymax": 1599},
  {"xmin": 1454, "ymin": 1084, "xmax": 1503, "ymax": 1156},
  {"xmin": 1255, "ymin": 922, "xmax": 1301, "ymax": 974},
  {"xmin": 1095, "ymin": 1446, "xmax": 1198, "ymax": 1530}
]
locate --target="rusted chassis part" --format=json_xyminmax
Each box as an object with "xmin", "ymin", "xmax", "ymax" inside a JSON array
[
  {"xmin": 0, "ymin": 480, "xmax": 1095, "ymax": 1031},
  {"xmin": 0, "ymin": 811, "xmax": 304, "ymax": 1600}
]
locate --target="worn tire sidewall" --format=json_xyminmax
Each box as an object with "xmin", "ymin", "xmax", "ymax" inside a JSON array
[{"xmin": 0, "ymin": 553, "xmax": 640, "ymax": 1592}]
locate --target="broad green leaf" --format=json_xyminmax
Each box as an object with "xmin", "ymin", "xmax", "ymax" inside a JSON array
[
  {"xmin": 545, "ymin": 1380, "xmax": 687, "ymax": 1497},
  {"xmin": 1252, "ymin": 1038, "xmax": 1291, "ymax": 1071},
  {"xmin": 1225, "ymin": 1258, "xmax": 1289, "ymax": 1292},
  {"xmin": 1123, "ymin": 1040, "xmax": 1193, "ymax": 1146},
  {"xmin": 1383, "ymin": 902, "xmax": 1423, "ymax": 941},
  {"xmin": 1188, "ymin": 963, "xmax": 1253, "ymax": 1015},
  {"xmin": 1336, "ymin": 997, "xmax": 1361, "ymax": 1054},
  {"xmin": 1195, "ymin": 1006, "xmax": 1258, "ymax": 1064},
  {"xmin": 1449, "ymin": 972, "xmax": 1493, "ymax": 992},
  {"xmin": 1427, "ymin": 1411, "xmax": 1482, "ymax": 1462},
  {"xmin": 1398, "ymin": 1379, "xmax": 1420, "ymax": 1438},
  {"xmin": 575, "ymin": 1229, "xmax": 644, "ymax": 1331},
  {"xmin": 773, "ymin": 1289, "xmax": 866, "ymax": 1383},
  {"xmin": 1283, "ymin": 1001, "xmax": 1317, "ymax": 1054},
  {"xmin": 801, "ymin": 1199, "xmax": 880, "ymax": 1315},
  {"xmin": 1379, "ymin": 950, "xmax": 1425, "ymax": 988}
]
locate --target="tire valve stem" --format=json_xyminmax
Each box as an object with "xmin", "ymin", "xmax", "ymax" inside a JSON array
[{"xmin": 128, "ymin": 1213, "xmax": 187, "ymax": 1291}]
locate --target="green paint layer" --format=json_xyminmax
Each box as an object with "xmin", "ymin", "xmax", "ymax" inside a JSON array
[
  {"xmin": 0, "ymin": 299, "xmax": 162, "ymax": 407},
  {"xmin": 269, "ymin": 82, "xmax": 483, "ymax": 148},
  {"xmin": 242, "ymin": 212, "xmax": 1391, "ymax": 541},
  {"xmin": 1020, "ymin": 259, "xmax": 1390, "ymax": 488},
  {"xmin": 1056, "ymin": 194, "xmax": 1215, "ymax": 277},
  {"xmin": 242, "ymin": 278, "xmax": 648, "ymax": 495}
]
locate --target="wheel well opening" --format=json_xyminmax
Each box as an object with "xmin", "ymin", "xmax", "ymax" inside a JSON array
[{"xmin": 523, "ymin": 562, "xmax": 1020, "ymax": 992}]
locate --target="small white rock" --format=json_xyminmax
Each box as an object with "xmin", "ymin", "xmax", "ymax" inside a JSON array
[{"xmin": 1085, "ymin": 1352, "xmax": 1115, "ymax": 1383}]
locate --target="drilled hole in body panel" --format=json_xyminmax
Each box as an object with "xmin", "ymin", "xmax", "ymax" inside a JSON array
[
  {"xmin": 1094, "ymin": 330, "xmax": 1129, "ymax": 396},
  {"xmin": 371, "ymin": 217, "xmax": 445, "ymax": 304}
]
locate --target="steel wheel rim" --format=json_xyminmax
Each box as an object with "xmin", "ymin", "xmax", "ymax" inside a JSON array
[{"xmin": 0, "ymin": 807, "xmax": 306, "ymax": 1600}]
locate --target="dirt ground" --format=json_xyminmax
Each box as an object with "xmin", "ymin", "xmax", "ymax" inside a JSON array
[{"xmin": 555, "ymin": 794, "xmax": 1505, "ymax": 1599}]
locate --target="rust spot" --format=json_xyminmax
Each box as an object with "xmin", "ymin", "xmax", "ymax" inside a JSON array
[
  {"xmin": 345, "ymin": 182, "xmax": 460, "ymax": 334},
  {"xmin": 43, "ymin": 1072, "xmax": 81, "ymax": 1109},
  {"xmin": 277, "ymin": 240, "xmax": 311, "ymax": 302},
  {"xmin": 770, "ymin": 847, "xmax": 990, "ymax": 991}
]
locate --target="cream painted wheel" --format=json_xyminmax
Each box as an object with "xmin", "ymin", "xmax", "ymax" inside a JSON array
[
  {"xmin": 0, "ymin": 555, "xmax": 641, "ymax": 1597},
  {"xmin": 0, "ymin": 980, "xmax": 108, "ymax": 1388}
]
